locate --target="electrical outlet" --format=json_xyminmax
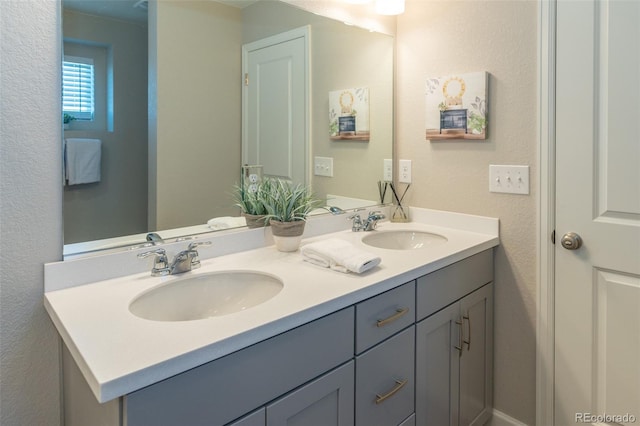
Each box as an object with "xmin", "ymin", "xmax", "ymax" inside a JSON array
[
  {"xmin": 489, "ymin": 165, "xmax": 529, "ymax": 194},
  {"xmin": 399, "ymin": 159, "xmax": 412, "ymax": 183},
  {"xmin": 314, "ymin": 156, "xmax": 333, "ymax": 177},
  {"xmin": 383, "ymin": 159, "xmax": 393, "ymax": 182}
]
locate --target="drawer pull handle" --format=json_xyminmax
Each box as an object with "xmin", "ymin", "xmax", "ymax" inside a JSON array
[
  {"xmin": 463, "ymin": 314, "xmax": 471, "ymax": 351},
  {"xmin": 375, "ymin": 379, "xmax": 408, "ymax": 404},
  {"xmin": 455, "ymin": 318, "xmax": 464, "ymax": 356},
  {"xmin": 376, "ymin": 307, "xmax": 409, "ymax": 327}
]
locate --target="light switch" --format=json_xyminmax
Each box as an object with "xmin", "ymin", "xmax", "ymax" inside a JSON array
[
  {"xmin": 489, "ymin": 165, "xmax": 529, "ymax": 194},
  {"xmin": 314, "ymin": 156, "xmax": 333, "ymax": 177}
]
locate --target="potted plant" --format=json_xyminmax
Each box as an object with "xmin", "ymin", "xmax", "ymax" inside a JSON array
[
  {"xmin": 262, "ymin": 178, "xmax": 321, "ymax": 252},
  {"xmin": 63, "ymin": 113, "xmax": 76, "ymax": 130},
  {"xmin": 233, "ymin": 179, "xmax": 271, "ymax": 228},
  {"xmin": 468, "ymin": 111, "xmax": 486, "ymax": 135}
]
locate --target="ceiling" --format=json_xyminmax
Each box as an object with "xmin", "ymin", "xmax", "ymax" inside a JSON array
[
  {"xmin": 62, "ymin": 0, "xmax": 260, "ymax": 25},
  {"xmin": 63, "ymin": 0, "xmax": 149, "ymax": 24}
]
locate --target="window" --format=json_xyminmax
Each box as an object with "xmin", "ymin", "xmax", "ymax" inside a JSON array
[{"xmin": 63, "ymin": 55, "xmax": 95, "ymax": 121}]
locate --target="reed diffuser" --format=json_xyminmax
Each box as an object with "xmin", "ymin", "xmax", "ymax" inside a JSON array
[{"xmin": 389, "ymin": 183, "xmax": 410, "ymax": 222}]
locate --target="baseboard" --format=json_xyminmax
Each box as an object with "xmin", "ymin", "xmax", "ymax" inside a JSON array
[{"xmin": 488, "ymin": 409, "xmax": 529, "ymax": 426}]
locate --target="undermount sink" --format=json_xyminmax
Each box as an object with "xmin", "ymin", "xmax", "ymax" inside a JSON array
[
  {"xmin": 129, "ymin": 271, "xmax": 283, "ymax": 321},
  {"xmin": 362, "ymin": 230, "xmax": 448, "ymax": 250}
]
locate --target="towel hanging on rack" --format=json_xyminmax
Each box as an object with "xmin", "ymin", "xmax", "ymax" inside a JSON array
[{"xmin": 64, "ymin": 138, "xmax": 102, "ymax": 185}]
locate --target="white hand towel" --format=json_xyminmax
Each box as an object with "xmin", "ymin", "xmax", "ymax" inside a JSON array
[
  {"xmin": 301, "ymin": 238, "xmax": 381, "ymax": 274},
  {"xmin": 207, "ymin": 216, "xmax": 247, "ymax": 230},
  {"xmin": 65, "ymin": 138, "xmax": 102, "ymax": 185}
]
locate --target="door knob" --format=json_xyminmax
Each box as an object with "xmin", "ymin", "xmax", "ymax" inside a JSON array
[{"xmin": 560, "ymin": 232, "xmax": 583, "ymax": 250}]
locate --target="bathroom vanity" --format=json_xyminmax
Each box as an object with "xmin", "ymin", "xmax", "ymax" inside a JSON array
[{"xmin": 45, "ymin": 208, "xmax": 498, "ymax": 426}]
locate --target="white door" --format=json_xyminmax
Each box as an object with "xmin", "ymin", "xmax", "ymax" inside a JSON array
[
  {"xmin": 242, "ymin": 27, "xmax": 309, "ymax": 185},
  {"xmin": 555, "ymin": 1, "xmax": 640, "ymax": 425}
]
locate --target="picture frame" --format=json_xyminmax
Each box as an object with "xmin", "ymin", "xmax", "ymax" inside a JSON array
[{"xmin": 425, "ymin": 71, "xmax": 488, "ymax": 140}]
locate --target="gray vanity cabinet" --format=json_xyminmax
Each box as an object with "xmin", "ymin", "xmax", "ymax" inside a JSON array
[
  {"xmin": 265, "ymin": 361, "xmax": 355, "ymax": 426},
  {"xmin": 354, "ymin": 281, "xmax": 416, "ymax": 426},
  {"xmin": 458, "ymin": 284, "xmax": 493, "ymax": 426},
  {"xmin": 124, "ymin": 307, "xmax": 354, "ymax": 426},
  {"xmin": 356, "ymin": 326, "xmax": 415, "ymax": 426},
  {"xmin": 399, "ymin": 414, "xmax": 416, "ymax": 426},
  {"xmin": 62, "ymin": 249, "xmax": 494, "ymax": 426},
  {"xmin": 355, "ymin": 281, "xmax": 415, "ymax": 354},
  {"xmin": 230, "ymin": 361, "xmax": 355, "ymax": 426},
  {"xmin": 415, "ymin": 250, "xmax": 494, "ymax": 426},
  {"xmin": 228, "ymin": 409, "xmax": 265, "ymax": 426},
  {"xmin": 415, "ymin": 302, "xmax": 461, "ymax": 426}
]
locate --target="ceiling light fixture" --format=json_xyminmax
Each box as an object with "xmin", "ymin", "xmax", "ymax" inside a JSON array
[{"xmin": 375, "ymin": 0, "xmax": 405, "ymax": 15}]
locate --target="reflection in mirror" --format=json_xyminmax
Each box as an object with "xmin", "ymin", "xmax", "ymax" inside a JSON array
[{"xmin": 61, "ymin": 0, "xmax": 394, "ymax": 258}]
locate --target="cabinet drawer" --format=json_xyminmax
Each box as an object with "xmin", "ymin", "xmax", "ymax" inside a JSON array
[
  {"xmin": 125, "ymin": 307, "xmax": 355, "ymax": 426},
  {"xmin": 266, "ymin": 361, "xmax": 355, "ymax": 426},
  {"xmin": 416, "ymin": 250, "xmax": 493, "ymax": 321},
  {"xmin": 356, "ymin": 281, "xmax": 415, "ymax": 354},
  {"xmin": 356, "ymin": 326, "xmax": 415, "ymax": 426}
]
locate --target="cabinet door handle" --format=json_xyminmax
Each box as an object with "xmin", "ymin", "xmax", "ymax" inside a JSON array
[
  {"xmin": 375, "ymin": 379, "xmax": 408, "ymax": 404},
  {"xmin": 463, "ymin": 314, "xmax": 471, "ymax": 351},
  {"xmin": 455, "ymin": 318, "xmax": 464, "ymax": 357},
  {"xmin": 376, "ymin": 307, "xmax": 409, "ymax": 328}
]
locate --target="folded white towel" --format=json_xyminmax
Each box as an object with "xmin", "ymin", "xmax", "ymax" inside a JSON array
[
  {"xmin": 301, "ymin": 238, "xmax": 381, "ymax": 274},
  {"xmin": 65, "ymin": 138, "xmax": 102, "ymax": 185},
  {"xmin": 207, "ymin": 216, "xmax": 247, "ymax": 230}
]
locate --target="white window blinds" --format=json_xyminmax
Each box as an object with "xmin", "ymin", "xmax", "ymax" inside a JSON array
[{"xmin": 63, "ymin": 55, "xmax": 95, "ymax": 121}]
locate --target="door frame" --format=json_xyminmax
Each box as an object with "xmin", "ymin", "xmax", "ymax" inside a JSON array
[
  {"xmin": 536, "ymin": 1, "xmax": 556, "ymax": 425},
  {"xmin": 241, "ymin": 26, "xmax": 311, "ymax": 186}
]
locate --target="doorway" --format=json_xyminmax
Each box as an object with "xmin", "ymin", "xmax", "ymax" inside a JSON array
[
  {"xmin": 241, "ymin": 26, "xmax": 310, "ymax": 186},
  {"xmin": 538, "ymin": 1, "xmax": 640, "ymax": 424}
]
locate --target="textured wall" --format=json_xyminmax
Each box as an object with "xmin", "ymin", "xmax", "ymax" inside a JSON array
[
  {"xmin": 0, "ymin": 1, "xmax": 63, "ymax": 425},
  {"xmin": 396, "ymin": 1, "xmax": 538, "ymax": 424}
]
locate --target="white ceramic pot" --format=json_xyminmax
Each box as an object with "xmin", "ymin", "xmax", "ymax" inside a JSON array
[
  {"xmin": 270, "ymin": 220, "xmax": 305, "ymax": 252},
  {"xmin": 272, "ymin": 234, "xmax": 304, "ymax": 252}
]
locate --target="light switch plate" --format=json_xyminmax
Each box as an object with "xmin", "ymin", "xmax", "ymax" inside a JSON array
[
  {"xmin": 383, "ymin": 159, "xmax": 393, "ymax": 182},
  {"xmin": 399, "ymin": 159, "xmax": 412, "ymax": 183},
  {"xmin": 314, "ymin": 156, "xmax": 333, "ymax": 177},
  {"xmin": 489, "ymin": 165, "xmax": 529, "ymax": 194}
]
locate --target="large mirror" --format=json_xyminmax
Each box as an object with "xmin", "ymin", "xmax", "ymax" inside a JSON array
[{"xmin": 61, "ymin": 0, "xmax": 394, "ymax": 257}]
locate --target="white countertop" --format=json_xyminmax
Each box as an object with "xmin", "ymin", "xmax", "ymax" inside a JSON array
[{"xmin": 44, "ymin": 209, "xmax": 499, "ymax": 403}]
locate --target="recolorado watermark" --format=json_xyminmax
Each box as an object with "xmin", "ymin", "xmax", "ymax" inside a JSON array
[{"xmin": 575, "ymin": 412, "xmax": 637, "ymax": 423}]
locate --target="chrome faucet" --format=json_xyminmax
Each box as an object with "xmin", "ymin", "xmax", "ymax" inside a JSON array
[
  {"xmin": 137, "ymin": 248, "xmax": 170, "ymax": 276},
  {"xmin": 348, "ymin": 213, "xmax": 363, "ymax": 232},
  {"xmin": 138, "ymin": 241, "xmax": 212, "ymax": 276},
  {"xmin": 184, "ymin": 241, "xmax": 211, "ymax": 270},
  {"xmin": 323, "ymin": 206, "xmax": 346, "ymax": 215},
  {"xmin": 349, "ymin": 211, "xmax": 386, "ymax": 232},
  {"xmin": 146, "ymin": 232, "xmax": 164, "ymax": 244},
  {"xmin": 128, "ymin": 232, "xmax": 165, "ymax": 251}
]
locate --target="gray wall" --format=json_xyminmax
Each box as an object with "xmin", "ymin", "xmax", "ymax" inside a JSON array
[
  {"xmin": 63, "ymin": 9, "xmax": 149, "ymax": 244},
  {"xmin": 396, "ymin": 1, "xmax": 538, "ymax": 424},
  {"xmin": 0, "ymin": 1, "xmax": 63, "ymax": 425}
]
